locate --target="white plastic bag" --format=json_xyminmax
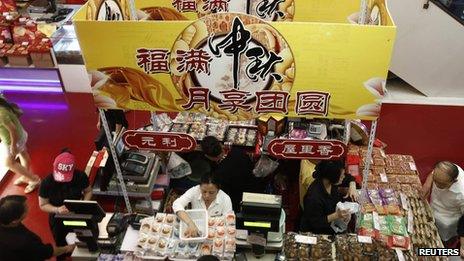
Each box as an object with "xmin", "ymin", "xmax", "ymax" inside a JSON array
[
  {"xmin": 253, "ymin": 155, "xmax": 279, "ymax": 178},
  {"xmin": 330, "ymin": 202, "xmax": 360, "ymax": 233},
  {"xmin": 163, "ymin": 152, "xmax": 192, "ymax": 179}
]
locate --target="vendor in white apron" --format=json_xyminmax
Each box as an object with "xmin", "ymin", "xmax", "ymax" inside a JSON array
[{"xmin": 172, "ymin": 172, "xmax": 232, "ymax": 238}]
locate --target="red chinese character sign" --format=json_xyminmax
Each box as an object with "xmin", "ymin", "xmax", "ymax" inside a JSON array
[
  {"xmin": 122, "ymin": 130, "xmax": 197, "ymax": 152},
  {"xmin": 170, "ymin": 13, "xmax": 295, "ymax": 121},
  {"xmin": 136, "ymin": 49, "xmax": 171, "ymax": 74},
  {"xmin": 267, "ymin": 139, "xmax": 346, "ymax": 160}
]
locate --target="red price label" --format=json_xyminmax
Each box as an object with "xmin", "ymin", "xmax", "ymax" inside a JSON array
[
  {"xmin": 267, "ymin": 139, "xmax": 346, "ymax": 160},
  {"xmin": 122, "ymin": 130, "xmax": 197, "ymax": 152}
]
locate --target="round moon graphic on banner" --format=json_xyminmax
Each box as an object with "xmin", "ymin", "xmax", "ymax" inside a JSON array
[{"xmin": 170, "ymin": 13, "xmax": 295, "ymax": 120}]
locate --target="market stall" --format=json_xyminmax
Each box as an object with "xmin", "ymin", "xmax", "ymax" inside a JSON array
[{"xmin": 279, "ymin": 147, "xmax": 446, "ymax": 260}]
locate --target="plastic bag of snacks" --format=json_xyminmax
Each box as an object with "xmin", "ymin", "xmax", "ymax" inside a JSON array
[
  {"xmin": 368, "ymin": 190, "xmax": 386, "ymax": 215},
  {"xmin": 378, "ymin": 216, "xmax": 392, "ymax": 237},
  {"xmin": 391, "ymin": 235, "xmax": 410, "ymax": 250},
  {"xmin": 380, "ymin": 189, "xmax": 402, "ymax": 215},
  {"xmin": 359, "ymin": 213, "xmax": 373, "ymax": 229},
  {"xmin": 387, "ymin": 216, "xmax": 407, "ymax": 236}
]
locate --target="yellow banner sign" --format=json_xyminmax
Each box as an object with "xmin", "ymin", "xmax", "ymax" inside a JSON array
[{"xmin": 74, "ymin": 0, "xmax": 395, "ymax": 120}]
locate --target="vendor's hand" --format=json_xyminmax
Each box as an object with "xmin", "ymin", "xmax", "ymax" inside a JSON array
[
  {"xmin": 421, "ymin": 171, "xmax": 434, "ymax": 200},
  {"xmin": 344, "ymin": 182, "xmax": 359, "ymax": 202},
  {"xmin": 336, "ymin": 209, "xmax": 350, "ymax": 220},
  {"xmin": 185, "ymin": 223, "xmax": 200, "ymax": 238},
  {"xmin": 57, "ymin": 205, "xmax": 69, "ymax": 214},
  {"xmin": 421, "ymin": 183, "xmax": 432, "ymax": 200}
]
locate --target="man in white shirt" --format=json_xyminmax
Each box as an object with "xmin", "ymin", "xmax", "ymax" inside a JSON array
[{"xmin": 422, "ymin": 161, "xmax": 464, "ymax": 245}]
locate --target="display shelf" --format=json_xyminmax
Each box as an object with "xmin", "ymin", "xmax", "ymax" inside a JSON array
[
  {"xmin": 51, "ymin": 25, "xmax": 84, "ymax": 65},
  {"xmin": 0, "ymin": 64, "xmax": 58, "ymax": 69},
  {"xmin": 236, "ymin": 240, "xmax": 283, "ymax": 251},
  {"xmin": 92, "ymin": 185, "xmax": 151, "ymax": 198}
]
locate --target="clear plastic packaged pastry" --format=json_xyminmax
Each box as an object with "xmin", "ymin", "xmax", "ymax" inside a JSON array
[
  {"xmin": 155, "ymin": 213, "xmax": 166, "ymax": 223},
  {"xmin": 213, "ymin": 238, "xmax": 224, "ymax": 257},
  {"xmin": 200, "ymin": 242, "xmax": 212, "ymax": 256}
]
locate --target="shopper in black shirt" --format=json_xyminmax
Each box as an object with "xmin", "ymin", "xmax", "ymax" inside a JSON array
[
  {"xmin": 95, "ymin": 109, "xmax": 128, "ymax": 150},
  {"xmin": 300, "ymin": 160, "xmax": 357, "ymax": 234},
  {"xmin": 0, "ymin": 195, "xmax": 75, "ymax": 261},
  {"xmin": 38, "ymin": 149, "xmax": 92, "ymax": 260},
  {"xmin": 198, "ymin": 136, "xmax": 263, "ymax": 212}
]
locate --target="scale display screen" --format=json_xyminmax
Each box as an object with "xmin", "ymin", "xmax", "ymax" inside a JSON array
[
  {"xmin": 244, "ymin": 221, "xmax": 271, "ymax": 228},
  {"xmin": 63, "ymin": 220, "xmax": 87, "ymax": 227}
]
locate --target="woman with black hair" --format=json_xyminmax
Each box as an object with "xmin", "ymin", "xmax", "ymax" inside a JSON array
[
  {"xmin": 0, "ymin": 96, "xmax": 40, "ymax": 193},
  {"xmin": 0, "ymin": 195, "xmax": 75, "ymax": 261},
  {"xmin": 173, "ymin": 172, "xmax": 233, "ymax": 237},
  {"xmin": 300, "ymin": 160, "xmax": 358, "ymax": 234}
]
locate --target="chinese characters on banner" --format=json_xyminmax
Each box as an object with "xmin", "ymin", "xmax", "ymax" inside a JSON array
[
  {"xmin": 172, "ymin": 0, "xmax": 197, "ymax": 12},
  {"xmin": 169, "ymin": 0, "xmax": 293, "ymax": 21},
  {"xmin": 136, "ymin": 49, "xmax": 171, "ymax": 74},
  {"xmin": 267, "ymin": 139, "xmax": 346, "ymax": 160},
  {"xmin": 134, "ymin": 16, "xmax": 329, "ymax": 117},
  {"xmin": 255, "ymin": 0, "xmax": 285, "ymax": 19},
  {"xmin": 122, "ymin": 130, "xmax": 197, "ymax": 152},
  {"xmin": 173, "ymin": 0, "xmax": 230, "ymax": 12}
]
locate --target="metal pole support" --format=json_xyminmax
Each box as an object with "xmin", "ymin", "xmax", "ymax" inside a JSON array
[
  {"xmin": 99, "ymin": 109, "xmax": 133, "ymax": 213},
  {"xmin": 361, "ymin": 120, "xmax": 378, "ymax": 191},
  {"xmin": 356, "ymin": 120, "xmax": 378, "ymax": 229}
]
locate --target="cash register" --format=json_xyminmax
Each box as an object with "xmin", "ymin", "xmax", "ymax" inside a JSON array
[
  {"xmin": 236, "ymin": 193, "xmax": 286, "ymax": 256},
  {"xmin": 114, "ymin": 132, "xmax": 155, "ymax": 184},
  {"xmin": 54, "ymin": 200, "xmax": 106, "ymax": 252},
  {"xmin": 102, "ymin": 128, "xmax": 159, "ymax": 194}
]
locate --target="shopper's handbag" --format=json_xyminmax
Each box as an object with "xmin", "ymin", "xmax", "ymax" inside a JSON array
[
  {"xmin": 253, "ymin": 155, "xmax": 279, "ymax": 178},
  {"xmin": 165, "ymin": 152, "xmax": 192, "ymax": 179}
]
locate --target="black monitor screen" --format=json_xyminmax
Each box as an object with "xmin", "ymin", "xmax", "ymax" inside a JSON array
[{"xmin": 64, "ymin": 200, "xmax": 105, "ymax": 222}]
